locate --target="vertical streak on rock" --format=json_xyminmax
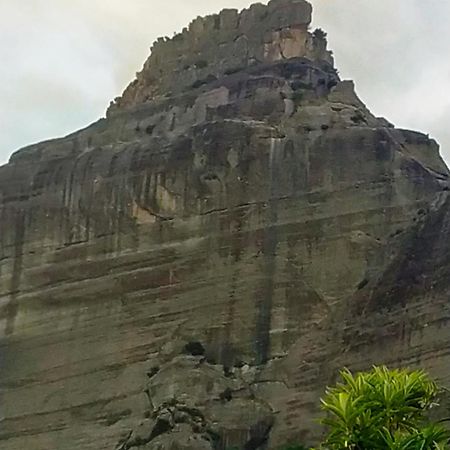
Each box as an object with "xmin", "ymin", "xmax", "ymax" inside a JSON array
[
  {"xmin": 255, "ymin": 138, "xmax": 283, "ymax": 364},
  {"xmin": 5, "ymin": 210, "xmax": 25, "ymax": 336},
  {"xmin": 223, "ymin": 206, "xmax": 245, "ymax": 366},
  {"xmin": 65, "ymin": 158, "xmax": 78, "ymax": 244}
]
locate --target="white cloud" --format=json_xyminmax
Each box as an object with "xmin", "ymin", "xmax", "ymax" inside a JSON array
[{"xmin": 0, "ymin": 0, "xmax": 449, "ymax": 164}]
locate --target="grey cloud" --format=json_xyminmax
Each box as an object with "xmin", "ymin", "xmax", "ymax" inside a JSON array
[{"xmin": 0, "ymin": 0, "xmax": 448, "ymax": 164}]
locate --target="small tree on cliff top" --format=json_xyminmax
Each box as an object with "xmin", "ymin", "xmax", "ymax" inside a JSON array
[{"xmin": 319, "ymin": 366, "xmax": 450, "ymax": 450}]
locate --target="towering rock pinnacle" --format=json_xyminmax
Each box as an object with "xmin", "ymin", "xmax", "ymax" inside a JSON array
[
  {"xmin": 108, "ymin": 0, "xmax": 331, "ymax": 113},
  {"xmin": 1, "ymin": 1, "xmax": 449, "ymax": 449}
]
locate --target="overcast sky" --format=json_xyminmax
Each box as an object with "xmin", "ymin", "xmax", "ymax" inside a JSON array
[{"xmin": 1, "ymin": 0, "xmax": 449, "ymax": 165}]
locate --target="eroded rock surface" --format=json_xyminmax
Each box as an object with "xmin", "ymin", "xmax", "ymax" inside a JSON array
[{"xmin": 1, "ymin": 0, "xmax": 449, "ymax": 449}]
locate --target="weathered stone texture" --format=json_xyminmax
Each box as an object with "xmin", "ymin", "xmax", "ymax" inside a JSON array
[
  {"xmin": 1, "ymin": 0, "xmax": 449, "ymax": 449},
  {"xmin": 107, "ymin": 0, "xmax": 331, "ymax": 113}
]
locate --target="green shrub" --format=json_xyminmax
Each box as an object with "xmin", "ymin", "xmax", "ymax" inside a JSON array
[{"xmin": 320, "ymin": 366, "xmax": 449, "ymax": 449}]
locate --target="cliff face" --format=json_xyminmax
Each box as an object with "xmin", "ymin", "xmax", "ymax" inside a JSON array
[{"xmin": 1, "ymin": 1, "xmax": 449, "ymax": 449}]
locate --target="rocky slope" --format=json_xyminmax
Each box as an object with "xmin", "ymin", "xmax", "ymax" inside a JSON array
[{"xmin": 1, "ymin": 0, "xmax": 449, "ymax": 449}]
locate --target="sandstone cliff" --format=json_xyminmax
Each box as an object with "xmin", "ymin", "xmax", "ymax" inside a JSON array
[{"xmin": 1, "ymin": 1, "xmax": 449, "ymax": 449}]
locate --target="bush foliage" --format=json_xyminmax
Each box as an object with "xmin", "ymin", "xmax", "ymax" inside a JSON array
[{"xmin": 318, "ymin": 366, "xmax": 449, "ymax": 450}]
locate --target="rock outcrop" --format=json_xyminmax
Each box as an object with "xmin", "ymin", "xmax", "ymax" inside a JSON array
[{"xmin": 1, "ymin": 0, "xmax": 449, "ymax": 449}]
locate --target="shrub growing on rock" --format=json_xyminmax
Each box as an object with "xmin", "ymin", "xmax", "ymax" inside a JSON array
[{"xmin": 313, "ymin": 28, "xmax": 327, "ymax": 40}]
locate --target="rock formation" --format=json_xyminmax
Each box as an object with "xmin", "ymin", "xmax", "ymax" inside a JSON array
[{"xmin": 1, "ymin": 0, "xmax": 449, "ymax": 449}]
